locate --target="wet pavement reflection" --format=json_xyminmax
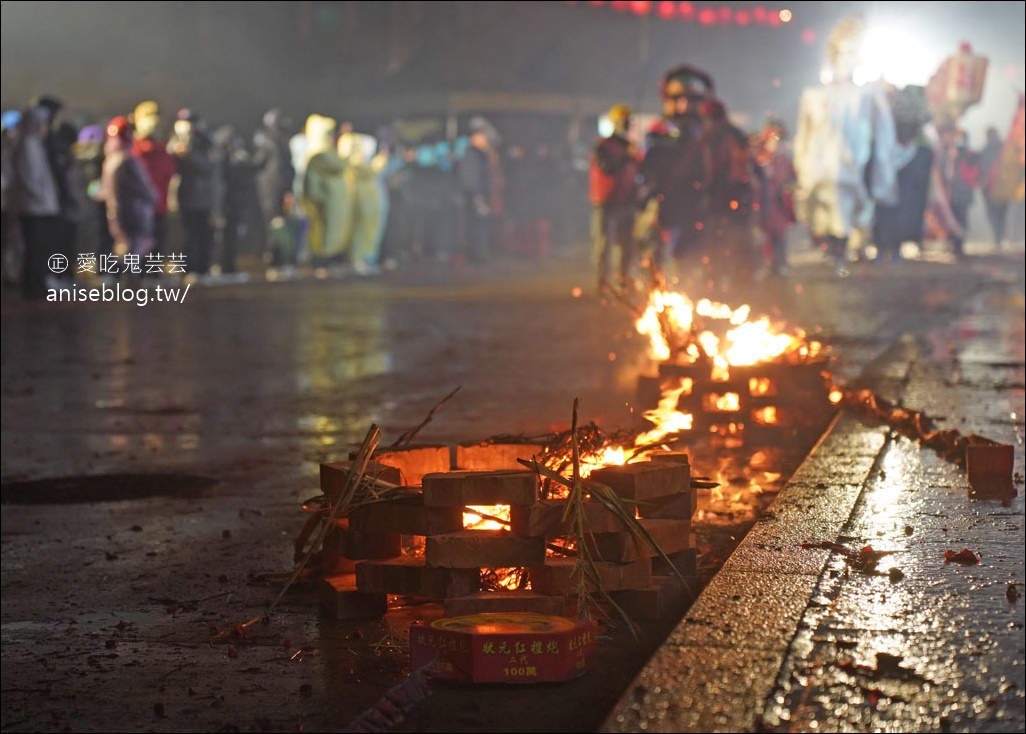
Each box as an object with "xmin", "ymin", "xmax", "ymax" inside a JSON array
[{"xmin": 3, "ymin": 243, "xmax": 1024, "ymax": 732}]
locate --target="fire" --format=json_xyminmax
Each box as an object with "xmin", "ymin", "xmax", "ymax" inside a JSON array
[
  {"xmin": 634, "ymin": 378, "xmax": 694, "ymax": 448},
  {"xmin": 636, "ymin": 289, "xmax": 817, "ymax": 373},
  {"xmin": 627, "ymin": 286, "xmax": 822, "ymax": 445},
  {"xmin": 704, "ymin": 392, "xmax": 741, "ymax": 412},
  {"xmin": 464, "ymin": 505, "xmax": 510, "ymax": 530},
  {"xmin": 545, "ymin": 286, "xmax": 824, "ymax": 488}
]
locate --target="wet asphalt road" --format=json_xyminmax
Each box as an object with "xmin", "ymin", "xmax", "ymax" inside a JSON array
[{"xmin": 2, "ymin": 239, "xmax": 1024, "ymax": 732}]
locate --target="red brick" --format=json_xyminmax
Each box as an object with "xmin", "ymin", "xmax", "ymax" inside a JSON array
[
  {"xmin": 528, "ymin": 557, "xmax": 652, "ymax": 594},
  {"xmin": 360, "ymin": 445, "xmax": 452, "ymax": 486},
  {"xmin": 425, "ymin": 530, "xmax": 546, "ymax": 568},
  {"xmin": 586, "ymin": 518, "xmax": 692, "ymax": 562},
  {"xmin": 443, "ymin": 591, "xmax": 567, "ymax": 617},
  {"xmin": 321, "ymin": 521, "xmax": 357, "ymax": 573},
  {"xmin": 607, "ymin": 575, "xmax": 695, "ymax": 620},
  {"xmin": 320, "ymin": 460, "xmax": 402, "ymax": 500},
  {"xmin": 355, "ymin": 557, "xmax": 480, "ymax": 598},
  {"xmin": 651, "ymin": 542, "xmax": 698, "ymax": 577},
  {"xmin": 320, "ymin": 574, "xmax": 388, "ymax": 620},
  {"xmin": 509, "ymin": 499, "xmax": 631, "ymax": 537},
  {"xmin": 588, "ymin": 462, "xmax": 688, "ymax": 502},
  {"xmin": 348, "ymin": 495, "xmax": 464, "ymax": 536},
  {"xmin": 644, "ymin": 451, "xmax": 691, "ymax": 466},
  {"xmin": 636, "ymin": 488, "xmax": 698, "ymax": 519},
  {"xmin": 422, "ymin": 470, "xmax": 539, "ymax": 507},
  {"xmin": 455, "ymin": 442, "xmax": 547, "ymax": 471},
  {"xmin": 342, "ymin": 526, "xmax": 402, "ymax": 561}
]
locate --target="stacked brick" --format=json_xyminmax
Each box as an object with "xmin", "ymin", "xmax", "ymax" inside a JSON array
[
  {"xmin": 637, "ymin": 358, "xmax": 832, "ymax": 443},
  {"xmin": 317, "ymin": 442, "xmax": 698, "ymax": 622}
]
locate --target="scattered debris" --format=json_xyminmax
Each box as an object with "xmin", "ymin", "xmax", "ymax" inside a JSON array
[
  {"xmin": 943, "ymin": 548, "xmax": 981, "ymax": 565},
  {"xmin": 341, "ymin": 664, "xmax": 433, "ymax": 732}
]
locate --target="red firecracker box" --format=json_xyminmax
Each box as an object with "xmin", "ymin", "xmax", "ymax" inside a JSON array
[{"xmin": 409, "ymin": 612, "xmax": 597, "ymax": 683}]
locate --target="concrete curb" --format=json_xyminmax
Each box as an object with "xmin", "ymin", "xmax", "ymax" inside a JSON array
[{"xmin": 599, "ymin": 410, "xmax": 892, "ymax": 732}]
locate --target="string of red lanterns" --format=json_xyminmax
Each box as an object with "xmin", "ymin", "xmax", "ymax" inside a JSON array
[{"xmin": 570, "ymin": 1, "xmax": 792, "ymax": 27}]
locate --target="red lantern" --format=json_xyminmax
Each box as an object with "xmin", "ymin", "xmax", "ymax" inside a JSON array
[
  {"xmin": 657, "ymin": 1, "xmax": 676, "ymax": 19},
  {"xmin": 678, "ymin": 2, "xmax": 695, "ymax": 21},
  {"xmin": 735, "ymin": 9, "xmax": 751, "ymax": 26},
  {"xmin": 630, "ymin": 0, "xmax": 652, "ymax": 15},
  {"xmin": 698, "ymin": 7, "xmax": 717, "ymax": 25}
]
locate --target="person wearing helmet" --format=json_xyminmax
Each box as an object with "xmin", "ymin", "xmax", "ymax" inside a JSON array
[
  {"xmin": 638, "ymin": 63, "xmax": 715, "ymax": 290},
  {"xmin": 100, "ymin": 115, "xmax": 158, "ymax": 269},
  {"xmin": 589, "ymin": 102, "xmax": 641, "ymax": 299}
]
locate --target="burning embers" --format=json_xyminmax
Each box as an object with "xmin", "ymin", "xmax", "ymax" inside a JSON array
[
  {"xmin": 633, "ymin": 287, "xmax": 833, "ymax": 444},
  {"xmin": 311, "ymin": 440, "xmax": 699, "ymax": 624}
]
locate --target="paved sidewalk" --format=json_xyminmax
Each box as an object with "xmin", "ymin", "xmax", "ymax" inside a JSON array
[{"xmin": 602, "ymin": 264, "xmax": 1026, "ymax": 732}]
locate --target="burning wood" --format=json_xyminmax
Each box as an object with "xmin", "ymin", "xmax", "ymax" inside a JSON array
[
  {"xmin": 305, "ymin": 414, "xmax": 704, "ymax": 629},
  {"xmin": 630, "ymin": 285, "xmax": 835, "ymax": 445}
]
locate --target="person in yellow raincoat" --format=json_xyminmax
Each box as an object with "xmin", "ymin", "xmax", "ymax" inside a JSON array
[{"xmin": 301, "ymin": 114, "xmax": 349, "ymax": 264}]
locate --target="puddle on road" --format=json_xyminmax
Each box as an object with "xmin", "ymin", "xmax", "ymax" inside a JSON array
[{"xmin": 0, "ymin": 473, "xmax": 219, "ymax": 504}]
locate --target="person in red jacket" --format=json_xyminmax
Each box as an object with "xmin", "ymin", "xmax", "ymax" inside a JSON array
[
  {"xmin": 130, "ymin": 101, "xmax": 177, "ymax": 270},
  {"xmin": 590, "ymin": 103, "xmax": 641, "ymax": 299}
]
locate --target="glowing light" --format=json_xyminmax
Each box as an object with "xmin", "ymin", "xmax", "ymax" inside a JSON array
[
  {"xmin": 464, "ymin": 505, "xmax": 510, "ymax": 530},
  {"xmin": 705, "ymin": 392, "xmax": 741, "ymax": 412},
  {"xmin": 854, "ymin": 24, "xmax": 936, "ymax": 87},
  {"xmin": 635, "ymin": 380, "xmax": 694, "ymax": 446},
  {"xmin": 778, "ymin": 9, "xmax": 792, "ymax": 23}
]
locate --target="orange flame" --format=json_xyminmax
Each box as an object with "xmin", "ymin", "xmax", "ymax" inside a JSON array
[{"xmin": 464, "ymin": 505, "xmax": 510, "ymax": 530}]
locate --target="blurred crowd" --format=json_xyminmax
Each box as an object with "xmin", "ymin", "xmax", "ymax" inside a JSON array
[
  {"xmin": 2, "ymin": 19, "xmax": 1024, "ymax": 304},
  {"xmin": 586, "ymin": 23, "xmax": 1026, "ymax": 301},
  {"xmin": 1, "ymin": 95, "xmax": 589, "ymax": 300}
]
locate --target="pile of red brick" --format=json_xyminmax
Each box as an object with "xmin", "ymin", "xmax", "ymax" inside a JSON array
[{"xmin": 317, "ymin": 443, "xmax": 698, "ymax": 622}]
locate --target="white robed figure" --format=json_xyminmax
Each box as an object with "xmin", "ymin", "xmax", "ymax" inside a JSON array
[{"xmin": 793, "ymin": 15, "xmax": 899, "ymax": 272}]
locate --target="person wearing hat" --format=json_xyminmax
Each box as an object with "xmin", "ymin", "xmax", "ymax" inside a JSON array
[
  {"xmin": 100, "ymin": 115, "xmax": 158, "ymax": 268},
  {"xmin": 131, "ymin": 101, "xmax": 177, "ymax": 267},
  {"xmin": 589, "ymin": 102, "xmax": 641, "ymax": 299},
  {"xmin": 638, "ymin": 63, "xmax": 714, "ymax": 289}
]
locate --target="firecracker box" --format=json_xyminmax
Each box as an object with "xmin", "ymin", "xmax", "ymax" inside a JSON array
[{"xmin": 409, "ymin": 612, "xmax": 597, "ymax": 683}]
